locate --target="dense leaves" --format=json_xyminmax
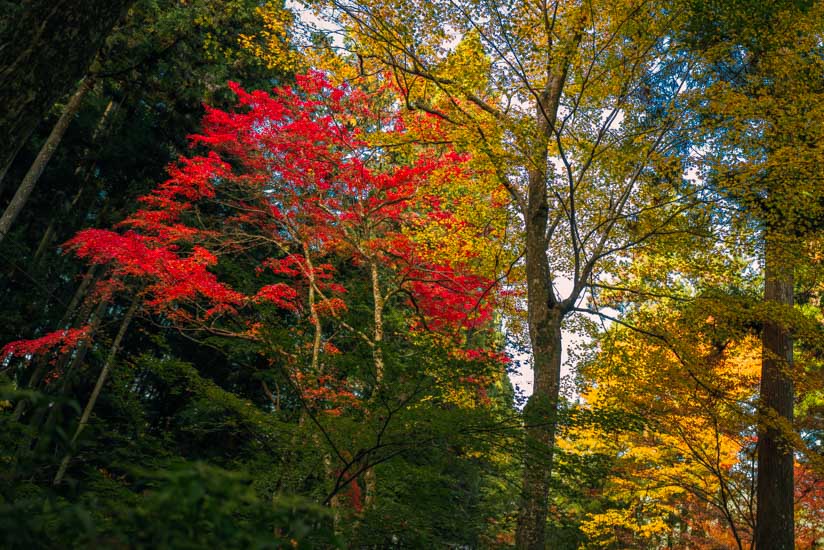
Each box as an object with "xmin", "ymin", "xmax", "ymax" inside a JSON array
[{"xmin": 1, "ymin": 0, "xmax": 823, "ymax": 548}]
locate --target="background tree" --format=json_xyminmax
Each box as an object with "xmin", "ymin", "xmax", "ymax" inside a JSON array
[
  {"xmin": 685, "ymin": 1, "xmax": 824, "ymax": 546},
  {"xmin": 1, "ymin": 71, "xmax": 515, "ymax": 547},
  {"xmin": 0, "ymin": 0, "xmax": 135, "ymax": 184}
]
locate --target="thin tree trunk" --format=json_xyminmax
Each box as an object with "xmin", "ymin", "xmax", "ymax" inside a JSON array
[
  {"xmin": 0, "ymin": 141, "xmax": 26, "ymax": 197},
  {"xmin": 299, "ymin": 244, "xmax": 344, "ymax": 525},
  {"xmin": 370, "ymin": 261, "xmax": 384, "ymax": 384},
  {"xmin": 0, "ymin": 78, "xmax": 93, "ymax": 244},
  {"xmin": 12, "ymin": 265, "xmax": 98, "ymax": 420},
  {"xmin": 53, "ymin": 295, "xmax": 139, "ymax": 486},
  {"xmin": 31, "ymin": 99, "xmax": 118, "ymax": 267},
  {"xmin": 755, "ymin": 233, "xmax": 794, "ymax": 550},
  {"xmin": 32, "ymin": 168, "xmax": 87, "ymax": 266},
  {"xmin": 15, "ymin": 298, "xmax": 107, "ymax": 474},
  {"xmin": 363, "ymin": 261, "xmax": 384, "ymax": 507},
  {"xmin": 0, "ymin": 0, "xmax": 134, "ymax": 184}
]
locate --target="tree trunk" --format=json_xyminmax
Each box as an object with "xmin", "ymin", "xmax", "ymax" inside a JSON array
[
  {"xmin": 755, "ymin": 234, "xmax": 794, "ymax": 550},
  {"xmin": 363, "ymin": 260, "xmax": 384, "ymax": 507},
  {"xmin": 16, "ymin": 298, "xmax": 107, "ymax": 475},
  {"xmin": 12, "ymin": 265, "xmax": 98, "ymax": 420},
  {"xmin": 32, "ymin": 99, "xmax": 118, "ymax": 266},
  {"xmin": 0, "ymin": 78, "xmax": 93, "ymax": 243},
  {"xmin": 516, "ymin": 305, "xmax": 563, "ymax": 550},
  {"xmin": 0, "ymin": 0, "xmax": 134, "ymax": 184},
  {"xmin": 53, "ymin": 295, "xmax": 139, "ymax": 486},
  {"xmin": 515, "ymin": 72, "xmax": 569, "ymax": 549},
  {"xmin": 370, "ymin": 261, "xmax": 385, "ymax": 384}
]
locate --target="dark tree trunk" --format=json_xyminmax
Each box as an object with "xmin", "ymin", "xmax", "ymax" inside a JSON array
[
  {"xmin": 517, "ymin": 305, "xmax": 563, "ymax": 550},
  {"xmin": 515, "ymin": 78, "xmax": 567, "ymax": 549},
  {"xmin": 11, "ymin": 265, "xmax": 98, "ymax": 421},
  {"xmin": 0, "ymin": 78, "xmax": 92, "ymax": 243},
  {"xmin": 755, "ymin": 234, "xmax": 795, "ymax": 550},
  {"xmin": 0, "ymin": 0, "xmax": 134, "ymax": 184},
  {"xmin": 31, "ymin": 98, "xmax": 118, "ymax": 266}
]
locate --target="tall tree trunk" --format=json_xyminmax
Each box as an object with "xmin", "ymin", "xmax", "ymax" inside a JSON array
[
  {"xmin": 0, "ymin": 78, "xmax": 93, "ymax": 243},
  {"xmin": 363, "ymin": 260, "xmax": 384, "ymax": 507},
  {"xmin": 53, "ymin": 295, "xmax": 139, "ymax": 486},
  {"xmin": 370, "ymin": 261, "xmax": 385, "ymax": 384},
  {"xmin": 515, "ymin": 71, "xmax": 570, "ymax": 550},
  {"xmin": 516, "ymin": 304, "xmax": 563, "ymax": 549},
  {"xmin": 0, "ymin": 0, "xmax": 134, "ymax": 184},
  {"xmin": 755, "ymin": 233, "xmax": 794, "ymax": 550},
  {"xmin": 32, "ymin": 99, "xmax": 118, "ymax": 266}
]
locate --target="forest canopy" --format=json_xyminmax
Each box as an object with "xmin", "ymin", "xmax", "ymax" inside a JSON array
[{"xmin": 0, "ymin": 1, "xmax": 822, "ymax": 548}]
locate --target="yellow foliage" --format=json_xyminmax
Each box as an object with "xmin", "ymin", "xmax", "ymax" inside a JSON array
[
  {"xmin": 237, "ymin": 2, "xmax": 302, "ymax": 72},
  {"xmin": 566, "ymin": 305, "xmax": 765, "ymax": 546}
]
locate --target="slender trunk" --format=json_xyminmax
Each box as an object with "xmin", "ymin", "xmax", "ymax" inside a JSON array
[
  {"xmin": 755, "ymin": 233, "xmax": 794, "ymax": 550},
  {"xmin": 0, "ymin": 140, "xmax": 26, "ymax": 196},
  {"xmin": 32, "ymin": 167, "xmax": 87, "ymax": 266},
  {"xmin": 370, "ymin": 261, "xmax": 384, "ymax": 384},
  {"xmin": 15, "ymin": 298, "xmax": 107, "ymax": 475},
  {"xmin": 62, "ymin": 266, "xmax": 100, "ymax": 328},
  {"xmin": 31, "ymin": 99, "xmax": 118, "ymax": 267},
  {"xmin": 300, "ymin": 245, "xmax": 343, "ymax": 525},
  {"xmin": 0, "ymin": 78, "xmax": 93, "ymax": 244},
  {"xmin": 304, "ymin": 244, "xmax": 323, "ymax": 373},
  {"xmin": 31, "ymin": 220, "xmax": 57, "ymax": 267},
  {"xmin": 12, "ymin": 266, "xmax": 97, "ymax": 420},
  {"xmin": 53, "ymin": 296, "xmax": 139, "ymax": 486},
  {"xmin": 363, "ymin": 261, "xmax": 384, "ymax": 507}
]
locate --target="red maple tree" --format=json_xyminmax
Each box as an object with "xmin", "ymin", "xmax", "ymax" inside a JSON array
[{"xmin": 4, "ymin": 72, "xmax": 502, "ymax": 409}]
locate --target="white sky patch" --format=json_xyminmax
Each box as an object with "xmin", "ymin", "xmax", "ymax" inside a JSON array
[
  {"xmin": 608, "ymin": 110, "xmax": 625, "ymax": 131},
  {"xmin": 288, "ymin": 0, "xmax": 345, "ymax": 49}
]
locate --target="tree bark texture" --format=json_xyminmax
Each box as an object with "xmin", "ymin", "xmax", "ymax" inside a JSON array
[
  {"xmin": 0, "ymin": 0, "xmax": 133, "ymax": 183},
  {"xmin": 53, "ymin": 295, "xmax": 139, "ymax": 486},
  {"xmin": 755, "ymin": 234, "xmax": 795, "ymax": 550},
  {"xmin": 517, "ymin": 308, "xmax": 563, "ymax": 550},
  {"xmin": 363, "ymin": 260, "xmax": 384, "ymax": 507},
  {"xmin": 516, "ymin": 82, "xmax": 566, "ymax": 550},
  {"xmin": 0, "ymin": 78, "xmax": 92, "ymax": 243}
]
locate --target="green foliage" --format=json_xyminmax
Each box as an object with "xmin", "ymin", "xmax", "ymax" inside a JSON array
[
  {"xmin": 3, "ymin": 0, "xmax": 823, "ymax": 547},
  {"xmin": 0, "ymin": 462, "xmax": 339, "ymax": 549}
]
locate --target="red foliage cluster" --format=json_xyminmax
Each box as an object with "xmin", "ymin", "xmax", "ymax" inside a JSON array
[
  {"xmin": 0, "ymin": 71, "xmax": 506, "ymax": 521},
  {"xmin": 66, "ymin": 230, "xmax": 245, "ymax": 319},
  {"xmin": 2, "ymin": 326, "xmax": 90, "ymax": 359},
  {"xmin": 253, "ymin": 283, "xmax": 299, "ymax": 310},
  {"xmin": 2, "ymin": 72, "xmax": 504, "ymax": 417},
  {"xmin": 293, "ymin": 372, "xmax": 361, "ymax": 416},
  {"xmin": 61, "ymin": 71, "xmax": 496, "ymax": 336}
]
